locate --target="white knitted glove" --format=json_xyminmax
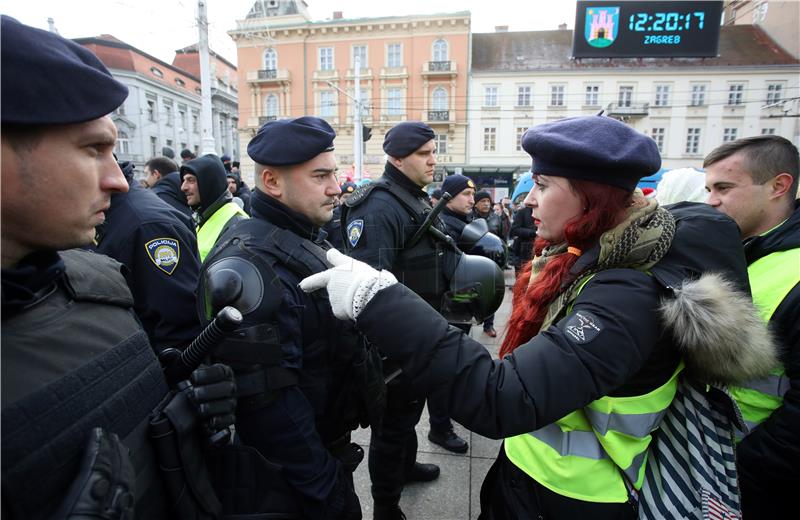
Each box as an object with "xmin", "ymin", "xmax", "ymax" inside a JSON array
[{"xmin": 299, "ymin": 249, "xmax": 397, "ymax": 321}]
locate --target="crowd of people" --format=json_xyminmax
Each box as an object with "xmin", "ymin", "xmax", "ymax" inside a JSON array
[{"xmin": 2, "ymin": 14, "xmax": 798, "ymax": 520}]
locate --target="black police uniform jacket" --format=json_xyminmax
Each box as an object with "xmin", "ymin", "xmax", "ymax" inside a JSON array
[
  {"xmin": 199, "ymin": 190, "xmax": 372, "ymax": 518},
  {"xmin": 510, "ymin": 206, "xmax": 536, "ymax": 267},
  {"xmin": 93, "ymin": 169, "xmax": 202, "ymax": 353},
  {"xmin": 152, "ymin": 170, "xmax": 192, "ymax": 219},
  {"xmin": 1, "ymin": 249, "xmax": 170, "ymax": 520},
  {"xmin": 352, "ymin": 203, "xmax": 777, "ymax": 517},
  {"xmin": 440, "ymin": 207, "xmax": 472, "ymax": 243},
  {"xmin": 342, "ymin": 163, "xmax": 457, "ymax": 310},
  {"xmin": 736, "ymin": 200, "xmax": 800, "ymax": 506}
]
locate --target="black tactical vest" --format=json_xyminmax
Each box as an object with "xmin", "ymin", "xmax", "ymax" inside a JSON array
[
  {"xmin": 1, "ymin": 249, "xmax": 169, "ymax": 520},
  {"xmin": 201, "ymin": 219, "xmax": 380, "ymax": 441},
  {"xmin": 343, "ymin": 177, "xmax": 458, "ymax": 312}
]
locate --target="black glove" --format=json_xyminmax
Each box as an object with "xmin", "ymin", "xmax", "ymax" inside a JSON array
[
  {"xmin": 187, "ymin": 363, "xmax": 237, "ymax": 436},
  {"xmin": 53, "ymin": 427, "xmax": 135, "ymax": 520}
]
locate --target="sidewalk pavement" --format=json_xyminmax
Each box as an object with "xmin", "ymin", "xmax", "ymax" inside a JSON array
[{"xmin": 351, "ymin": 268, "xmax": 516, "ymax": 519}]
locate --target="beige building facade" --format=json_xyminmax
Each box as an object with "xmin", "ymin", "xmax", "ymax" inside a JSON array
[{"xmin": 230, "ymin": 2, "xmax": 470, "ymax": 183}]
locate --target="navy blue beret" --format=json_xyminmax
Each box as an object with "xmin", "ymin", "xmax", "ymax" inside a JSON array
[
  {"xmin": 383, "ymin": 121, "xmax": 436, "ymax": 158},
  {"xmin": 248, "ymin": 116, "xmax": 335, "ymax": 166},
  {"xmin": 431, "ymin": 188, "xmax": 443, "ymax": 199},
  {"xmin": 522, "ymin": 116, "xmax": 661, "ymax": 192},
  {"xmin": 1, "ymin": 16, "xmax": 128, "ymax": 125},
  {"xmin": 441, "ymin": 174, "xmax": 475, "ymax": 198}
]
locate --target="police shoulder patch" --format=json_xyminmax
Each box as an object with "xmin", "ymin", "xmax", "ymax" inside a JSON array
[
  {"xmin": 564, "ymin": 311, "xmax": 603, "ymax": 344},
  {"xmin": 347, "ymin": 219, "xmax": 364, "ymax": 248},
  {"xmin": 145, "ymin": 237, "xmax": 180, "ymax": 275}
]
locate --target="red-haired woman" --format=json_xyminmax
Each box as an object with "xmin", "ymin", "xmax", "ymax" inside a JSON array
[{"xmin": 301, "ymin": 116, "xmax": 776, "ymax": 519}]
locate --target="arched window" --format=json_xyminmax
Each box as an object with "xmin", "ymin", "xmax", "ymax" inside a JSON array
[
  {"xmin": 265, "ymin": 94, "xmax": 279, "ymax": 118},
  {"xmin": 432, "ymin": 87, "xmax": 448, "ymax": 110},
  {"xmin": 432, "ymin": 39, "xmax": 448, "ymax": 62},
  {"xmin": 116, "ymin": 131, "xmax": 130, "ymax": 155},
  {"xmin": 263, "ymin": 48, "xmax": 277, "ymax": 70}
]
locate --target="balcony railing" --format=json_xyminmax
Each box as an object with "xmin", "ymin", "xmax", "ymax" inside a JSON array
[
  {"xmin": 427, "ymin": 110, "xmax": 450, "ymax": 121},
  {"xmin": 259, "ymin": 115, "xmax": 278, "ymax": 125},
  {"xmin": 246, "ymin": 69, "xmax": 291, "ymax": 83},
  {"xmin": 606, "ymin": 102, "xmax": 649, "ymax": 117},
  {"xmin": 422, "ymin": 61, "xmax": 457, "ymax": 76}
]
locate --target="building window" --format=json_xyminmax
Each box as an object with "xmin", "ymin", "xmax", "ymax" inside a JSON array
[
  {"xmin": 585, "ymin": 85, "xmax": 599, "ymax": 106},
  {"xmin": 432, "ymin": 87, "xmax": 448, "ymax": 110},
  {"xmin": 515, "ymin": 127, "xmax": 528, "ymax": 152},
  {"xmin": 178, "ymin": 105, "xmax": 187, "ymax": 130},
  {"xmin": 115, "ymin": 102, "xmax": 126, "ymax": 116},
  {"xmin": 387, "ymin": 43, "xmax": 402, "ymax": 67},
  {"xmin": 146, "ymin": 98, "xmax": 157, "ymax": 122},
  {"xmin": 432, "ymin": 39, "xmax": 448, "ymax": 62},
  {"xmin": 650, "ymin": 128, "xmax": 665, "ymax": 152},
  {"xmin": 654, "ymin": 84, "xmax": 670, "ymax": 107},
  {"xmin": 193, "ymin": 145, "xmax": 199, "ymax": 156},
  {"xmin": 219, "ymin": 119, "xmax": 225, "ymax": 139},
  {"xmin": 319, "ymin": 90, "xmax": 336, "ymax": 117},
  {"xmin": 264, "ymin": 48, "xmax": 277, "ymax": 70},
  {"xmin": 192, "ymin": 110, "xmax": 199, "ymax": 133},
  {"xmin": 690, "ymin": 84, "xmax": 706, "ymax": 106},
  {"xmin": 766, "ymin": 83, "xmax": 783, "ymax": 104},
  {"xmin": 434, "ymin": 134, "xmax": 448, "ymax": 154},
  {"xmin": 116, "ymin": 131, "xmax": 130, "ymax": 155},
  {"xmin": 163, "ymin": 102, "xmax": 173, "ymax": 126},
  {"xmin": 265, "ymin": 94, "xmax": 279, "ymax": 118},
  {"xmin": 618, "ymin": 86, "xmax": 633, "ymax": 107},
  {"xmin": 387, "ymin": 87, "xmax": 402, "ymax": 115},
  {"xmin": 352, "ymin": 45, "xmax": 367, "ymax": 68},
  {"xmin": 723, "ymin": 128, "xmax": 738, "ymax": 142},
  {"xmin": 318, "ymin": 47, "xmax": 334, "ymax": 71},
  {"xmin": 685, "ymin": 128, "xmax": 701, "ymax": 154},
  {"xmin": 175, "ymin": 78, "xmax": 186, "ymax": 88},
  {"xmin": 150, "ymin": 67, "xmax": 164, "ymax": 78},
  {"xmin": 150, "ymin": 136, "xmax": 158, "ymax": 157},
  {"xmin": 483, "ymin": 127, "xmax": 496, "ymax": 152},
  {"xmin": 728, "ymin": 84, "xmax": 744, "ymax": 105},
  {"xmin": 484, "ymin": 86, "xmax": 498, "ymax": 107},
  {"xmin": 166, "ymin": 139, "xmax": 173, "ymax": 150},
  {"xmin": 550, "ymin": 85, "xmax": 565, "ymax": 106},
  {"xmin": 517, "ymin": 86, "xmax": 532, "ymax": 107},
  {"xmin": 761, "ymin": 127, "xmax": 776, "ymax": 135},
  {"xmin": 180, "ymin": 142, "xmax": 187, "ymax": 151}
]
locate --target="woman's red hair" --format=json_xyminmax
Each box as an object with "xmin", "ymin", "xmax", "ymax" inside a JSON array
[{"xmin": 499, "ymin": 179, "xmax": 631, "ymax": 358}]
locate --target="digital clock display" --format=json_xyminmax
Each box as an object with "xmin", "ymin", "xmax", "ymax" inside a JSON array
[{"xmin": 572, "ymin": 1, "xmax": 723, "ymax": 58}]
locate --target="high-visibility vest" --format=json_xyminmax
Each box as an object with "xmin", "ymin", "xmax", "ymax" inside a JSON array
[
  {"xmin": 197, "ymin": 202, "xmax": 249, "ymax": 262},
  {"xmin": 730, "ymin": 247, "xmax": 800, "ymax": 433},
  {"xmin": 504, "ymin": 273, "xmax": 682, "ymax": 503}
]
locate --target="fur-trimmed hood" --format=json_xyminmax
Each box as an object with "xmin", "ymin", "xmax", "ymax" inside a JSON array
[{"xmin": 660, "ymin": 272, "xmax": 778, "ymax": 385}]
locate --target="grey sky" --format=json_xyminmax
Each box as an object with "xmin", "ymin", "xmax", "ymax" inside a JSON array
[{"xmin": 2, "ymin": 0, "xmax": 577, "ymax": 65}]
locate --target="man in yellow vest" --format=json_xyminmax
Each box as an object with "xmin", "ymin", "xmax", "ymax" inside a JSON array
[
  {"xmin": 705, "ymin": 135, "xmax": 800, "ymax": 516},
  {"xmin": 180, "ymin": 153, "xmax": 248, "ymax": 261}
]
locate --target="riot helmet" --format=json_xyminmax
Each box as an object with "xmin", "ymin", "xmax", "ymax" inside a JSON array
[
  {"xmin": 440, "ymin": 252, "xmax": 504, "ymax": 323},
  {"xmin": 458, "ymin": 219, "xmax": 509, "ymax": 268}
]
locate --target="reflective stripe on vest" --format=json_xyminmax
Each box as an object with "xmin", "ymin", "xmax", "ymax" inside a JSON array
[
  {"xmin": 197, "ymin": 202, "xmax": 249, "ymax": 261},
  {"xmin": 504, "ymin": 269, "xmax": 683, "ymax": 503},
  {"xmin": 731, "ymin": 247, "xmax": 800, "ymax": 434}
]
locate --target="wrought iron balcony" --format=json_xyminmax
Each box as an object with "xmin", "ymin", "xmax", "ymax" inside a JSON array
[
  {"xmin": 606, "ymin": 102, "xmax": 649, "ymax": 117},
  {"xmin": 427, "ymin": 110, "xmax": 450, "ymax": 121},
  {"xmin": 422, "ymin": 61, "xmax": 457, "ymax": 76},
  {"xmin": 259, "ymin": 115, "xmax": 278, "ymax": 125},
  {"xmin": 258, "ymin": 69, "xmax": 277, "ymax": 79}
]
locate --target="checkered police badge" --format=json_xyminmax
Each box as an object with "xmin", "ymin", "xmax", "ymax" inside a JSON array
[{"xmin": 145, "ymin": 238, "xmax": 180, "ymax": 275}]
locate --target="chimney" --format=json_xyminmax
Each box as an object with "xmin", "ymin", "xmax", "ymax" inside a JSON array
[
  {"xmin": 333, "ymin": 11, "xmax": 343, "ymax": 19},
  {"xmin": 495, "ymin": 25, "xmax": 508, "ymax": 32},
  {"xmin": 558, "ymin": 23, "xmax": 567, "ymax": 30}
]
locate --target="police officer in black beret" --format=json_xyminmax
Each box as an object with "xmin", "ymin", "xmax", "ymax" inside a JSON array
[
  {"xmin": 341, "ymin": 121, "xmax": 460, "ymax": 519},
  {"xmin": 198, "ymin": 116, "xmax": 382, "ymax": 519},
  {"xmin": 324, "ymin": 181, "xmax": 358, "ymax": 252},
  {"xmin": 91, "ymin": 159, "xmax": 203, "ymax": 353},
  {"xmin": 1, "ymin": 16, "xmax": 235, "ymax": 519}
]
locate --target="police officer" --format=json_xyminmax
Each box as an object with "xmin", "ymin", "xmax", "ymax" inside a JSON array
[
  {"xmin": 198, "ymin": 117, "xmax": 380, "ymax": 519},
  {"xmin": 1, "ymin": 16, "xmax": 235, "ymax": 519},
  {"xmin": 341, "ymin": 122, "xmax": 457, "ymax": 519},
  {"xmin": 439, "ymin": 174, "xmax": 476, "ymax": 239},
  {"xmin": 704, "ymin": 135, "xmax": 800, "ymax": 516},
  {"xmin": 180, "ymin": 153, "xmax": 249, "ymax": 261},
  {"xmin": 324, "ymin": 181, "xmax": 357, "ymax": 252},
  {"xmin": 144, "ymin": 155, "xmax": 193, "ymax": 218},
  {"xmin": 92, "ymin": 159, "xmax": 202, "ymax": 353}
]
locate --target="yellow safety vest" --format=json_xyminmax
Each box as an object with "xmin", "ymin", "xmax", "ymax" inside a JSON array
[
  {"xmin": 730, "ymin": 247, "xmax": 800, "ymax": 433},
  {"xmin": 197, "ymin": 202, "xmax": 249, "ymax": 262},
  {"xmin": 504, "ymin": 274, "xmax": 682, "ymax": 503}
]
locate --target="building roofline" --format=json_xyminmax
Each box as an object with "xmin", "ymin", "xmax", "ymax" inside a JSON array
[
  {"xmin": 230, "ymin": 11, "xmax": 470, "ymax": 34},
  {"xmin": 73, "ymin": 36, "xmax": 201, "ymax": 82}
]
